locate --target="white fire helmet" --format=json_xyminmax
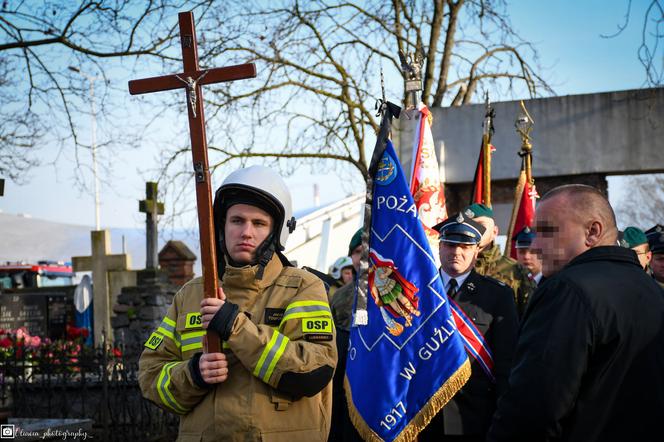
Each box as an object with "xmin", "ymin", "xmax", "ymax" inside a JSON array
[
  {"xmin": 214, "ymin": 165, "xmax": 296, "ymax": 251},
  {"xmin": 329, "ymin": 256, "xmax": 354, "ymax": 280}
]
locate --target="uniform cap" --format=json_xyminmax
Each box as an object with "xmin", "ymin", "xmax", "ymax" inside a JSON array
[
  {"xmin": 462, "ymin": 203, "xmax": 494, "ymax": 219},
  {"xmin": 434, "ymin": 212, "xmax": 486, "ymax": 245},
  {"xmin": 513, "ymin": 226, "xmax": 536, "ymax": 249},
  {"xmin": 645, "ymin": 224, "xmax": 664, "ymax": 253},
  {"xmin": 348, "ymin": 228, "xmax": 363, "ymax": 255},
  {"xmin": 620, "ymin": 226, "xmax": 648, "ymax": 248}
]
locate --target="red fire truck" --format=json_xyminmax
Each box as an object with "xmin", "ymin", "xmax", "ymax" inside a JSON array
[{"xmin": 0, "ymin": 261, "xmax": 75, "ymax": 289}]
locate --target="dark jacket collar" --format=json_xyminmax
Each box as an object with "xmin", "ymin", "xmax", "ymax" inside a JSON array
[{"xmin": 563, "ymin": 245, "xmax": 641, "ymax": 271}]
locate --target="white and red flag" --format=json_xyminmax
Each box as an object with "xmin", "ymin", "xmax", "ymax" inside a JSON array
[{"xmin": 410, "ymin": 103, "xmax": 447, "ymax": 259}]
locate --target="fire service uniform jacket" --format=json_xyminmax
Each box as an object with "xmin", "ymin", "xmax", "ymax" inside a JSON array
[{"xmin": 138, "ymin": 254, "xmax": 337, "ymax": 442}]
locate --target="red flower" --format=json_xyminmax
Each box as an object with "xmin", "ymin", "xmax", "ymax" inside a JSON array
[
  {"xmin": 112, "ymin": 348, "xmax": 122, "ymax": 358},
  {"xmin": 80, "ymin": 328, "xmax": 90, "ymax": 338},
  {"xmin": 0, "ymin": 337, "xmax": 11, "ymax": 348}
]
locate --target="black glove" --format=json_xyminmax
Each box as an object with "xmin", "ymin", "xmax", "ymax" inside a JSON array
[{"xmin": 208, "ymin": 301, "xmax": 240, "ymax": 341}]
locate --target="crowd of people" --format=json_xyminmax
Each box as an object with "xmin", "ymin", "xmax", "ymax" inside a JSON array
[{"xmin": 137, "ymin": 165, "xmax": 664, "ymax": 441}]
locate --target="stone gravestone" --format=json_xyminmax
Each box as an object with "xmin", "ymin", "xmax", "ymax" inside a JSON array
[
  {"xmin": 0, "ymin": 293, "xmax": 71, "ymax": 339},
  {"xmin": 72, "ymin": 231, "xmax": 134, "ymax": 346}
]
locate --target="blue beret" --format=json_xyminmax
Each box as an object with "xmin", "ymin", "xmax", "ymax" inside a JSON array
[
  {"xmin": 434, "ymin": 212, "xmax": 486, "ymax": 245},
  {"xmin": 513, "ymin": 226, "xmax": 535, "ymax": 249}
]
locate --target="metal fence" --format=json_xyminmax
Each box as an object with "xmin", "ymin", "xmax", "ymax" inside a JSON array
[{"xmin": 0, "ymin": 344, "xmax": 178, "ymax": 441}]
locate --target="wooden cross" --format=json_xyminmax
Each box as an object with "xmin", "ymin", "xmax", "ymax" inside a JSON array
[
  {"xmin": 139, "ymin": 182, "xmax": 165, "ymax": 270},
  {"xmin": 0, "ymin": 178, "xmax": 4, "ymax": 196},
  {"xmin": 72, "ymin": 230, "xmax": 131, "ymax": 346},
  {"xmin": 128, "ymin": 11, "xmax": 256, "ymax": 353}
]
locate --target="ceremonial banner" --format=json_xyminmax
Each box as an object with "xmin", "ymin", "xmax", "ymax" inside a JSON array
[
  {"xmin": 507, "ymin": 167, "xmax": 538, "ymax": 258},
  {"xmin": 470, "ymin": 140, "xmax": 496, "ymax": 205},
  {"xmin": 346, "ymin": 139, "xmax": 471, "ymax": 442},
  {"xmin": 506, "ymin": 101, "xmax": 538, "ymax": 258},
  {"xmin": 410, "ymin": 103, "xmax": 447, "ymax": 262}
]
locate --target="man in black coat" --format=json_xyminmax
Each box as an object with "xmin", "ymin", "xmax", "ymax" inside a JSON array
[
  {"xmin": 488, "ymin": 184, "xmax": 664, "ymax": 442},
  {"xmin": 420, "ymin": 213, "xmax": 518, "ymax": 442}
]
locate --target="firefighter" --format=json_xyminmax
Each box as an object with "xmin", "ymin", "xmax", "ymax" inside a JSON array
[{"xmin": 138, "ymin": 165, "xmax": 337, "ymax": 441}]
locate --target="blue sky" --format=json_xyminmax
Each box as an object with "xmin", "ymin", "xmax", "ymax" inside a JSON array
[{"xmin": 0, "ymin": 1, "xmax": 657, "ymax": 229}]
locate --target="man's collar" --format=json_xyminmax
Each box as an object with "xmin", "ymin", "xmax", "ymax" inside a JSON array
[{"xmin": 440, "ymin": 268, "xmax": 473, "ymax": 290}]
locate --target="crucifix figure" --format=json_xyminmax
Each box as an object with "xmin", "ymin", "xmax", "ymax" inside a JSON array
[
  {"xmin": 174, "ymin": 70, "xmax": 209, "ymax": 118},
  {"xmin": 139, "ymin": 182, "xmax": 165, "ymax": 270},
  {"xmin": 128, "ymin": 12, "xmax": 256, "ymax": 352}
]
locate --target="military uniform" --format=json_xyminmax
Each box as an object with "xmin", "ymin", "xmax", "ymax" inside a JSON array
[
  {"xmin": 420, "ymin": 270, "xmax": 518, "ymax": 440},
  {"xmin": 421, "ymin": 213, "xmax": 518, "ymax": 441},
  {"xmin": 645, "ymin": 224, "xmax": 664, "ymax": 289},
  {"xmin": 139, "ymin": 253, "xmax": 336, "ymax": 441},
  {"xmin": 475, "ymin": 244, "xmax": 535, "ymax": 316}
]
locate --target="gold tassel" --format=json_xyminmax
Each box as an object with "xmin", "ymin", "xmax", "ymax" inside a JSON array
[{"xmin": 344, "ymin": 358, "xmax": 472, "ymax": 441}]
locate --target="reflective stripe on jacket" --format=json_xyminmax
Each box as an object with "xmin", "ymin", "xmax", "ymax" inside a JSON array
[{"xmin": 138, "ymin": 253, "xmax": 337, "ymax": 442}]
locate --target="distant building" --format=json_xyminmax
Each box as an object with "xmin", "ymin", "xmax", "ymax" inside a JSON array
[{"xmin": 158, "ymin": 240, "xmax": 196, "ymax": 286}]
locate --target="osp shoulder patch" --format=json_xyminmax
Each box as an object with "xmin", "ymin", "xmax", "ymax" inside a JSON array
[
  {"xmin": 145, "ymin": 332, "xmax": 164, "ymax": 350},
  {"xmin": 185, "ymin": 312, "xmax": 202, "ymax": 329},
  {"xmin": 302, "ymin": 317, "xmax": 333, "ymax": 341}
]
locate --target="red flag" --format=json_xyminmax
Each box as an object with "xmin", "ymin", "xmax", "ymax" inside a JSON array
[
  {"xmin": 470, "ymin": 142, "xmax": 496, "ymax": 205},
  {"xmin": 410, "ymin": 103, "xmax": 447, "ymax": 257},
  {"xmin": 509, "ymin": 173, "xmax": 538, "ymax": 258}
]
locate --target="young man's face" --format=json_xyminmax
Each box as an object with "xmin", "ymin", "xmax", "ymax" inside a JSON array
[
  {"xmin": 651, "ymin": 253, "xmax": 664, "ymax": 282},
  {"xmin": 224, "ymin": 204, "xmax": 273, "ymax": 265},
  {"xmin": 532, "ymin": 197, "xmax": 588, "ymax": 277},
  {"xmin": 340, "ymin": 267, "xmax": 355, "ymax": 284},
  {"xmin": 439, "ymin": 241, "xmax": 479, "ymax": 277},
  {"xmin": 516, "ymin": 247, "xmax": 543, "ymax": 276},
  {"xmin": 631, "ymin": 244, "xmax": 652, "ymax": 270}
]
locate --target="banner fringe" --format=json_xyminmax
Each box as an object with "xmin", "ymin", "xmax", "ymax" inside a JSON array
[{"xmin": 345, "ymin": 358, "xmax": 472, "ymax": 442}]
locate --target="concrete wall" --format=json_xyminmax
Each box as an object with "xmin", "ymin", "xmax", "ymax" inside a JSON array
[{"xmin": 396, "ymin": 87, "xmax": 664, "ymax": 184}]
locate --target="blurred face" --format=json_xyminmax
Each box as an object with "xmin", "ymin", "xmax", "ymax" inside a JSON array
[
  {"xmin": 532, "ymin": 197, "xmax": 588, "ymax": 277},
  {"xmin": 516, "ymin": 247, "xmax": 542, "ymax": 276},
  {"xmin": 224, "ymin": 204, "xmax": 273, "ymax": 265},
  {"xmin": 474, "ymin": 216, "xmax": 498, "ymax": 251},
  {"xmin": 651, "ymin": 253, "xmax": 664, "ymax": 282},
  {"xmin": 350, "ymin": 245, "xmax": 363, "ymax": 271},
  {"xmin": 340, "ymin": 267, "xmax": 354, "ymax": 284},
  {"xmin": 631, "ymin": 244, "xmax": 652, "ymax": 270},
  {"xmin": 439, "ymin": 241, "xmax": 480, "ymax": 277}
]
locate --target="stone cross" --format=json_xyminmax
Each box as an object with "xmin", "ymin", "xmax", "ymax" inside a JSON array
[
  {"xmin": 139, "ymin": 182, "xmax": 164, "ymax": 270},
  {"xmin": 72, "ymin": 230, "xmax": 131, "ymax": 346}
]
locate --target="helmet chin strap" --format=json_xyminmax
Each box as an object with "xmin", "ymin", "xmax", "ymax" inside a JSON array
[{"xmin": 254, "ymin": 232, "xmax": 276, "ymax": 280}]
